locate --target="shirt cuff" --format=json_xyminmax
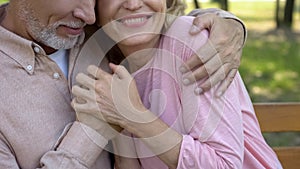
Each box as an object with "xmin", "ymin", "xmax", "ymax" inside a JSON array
[{"xmin": 57, "ymin": 121, "xmax": 108, "ymax": 168}]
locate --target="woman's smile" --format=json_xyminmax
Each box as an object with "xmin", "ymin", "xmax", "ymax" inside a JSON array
[{"xmin": 117, "ymin": 14, "xmax": 153, "ymax": 28}]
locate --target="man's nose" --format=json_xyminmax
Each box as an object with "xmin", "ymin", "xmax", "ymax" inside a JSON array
[{"xmin": 73, "ymin": 0, "xmax": 96, "ymax": 25}]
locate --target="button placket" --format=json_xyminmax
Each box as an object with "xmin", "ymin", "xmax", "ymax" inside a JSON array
[
  {"xmin": 33, "ymin": 46, "xmax": 40, "ymax": 54},
  {"xmin": 53, "ymin": 72, "xmax": 60, "ymax": 79},
  {"xmin": 26, "ymin": 65, "xmax": 33, "ymax": 71}
]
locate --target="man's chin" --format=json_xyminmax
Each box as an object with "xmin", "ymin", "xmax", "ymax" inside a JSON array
[{"xmin": 46, "ymin": 38, "xmax": 78, "ymax": 50}]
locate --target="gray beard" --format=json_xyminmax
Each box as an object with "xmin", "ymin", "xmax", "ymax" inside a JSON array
[
  {"xmin": 29, "ymin": 22, "xmax": 80, "ymax": 49},
  {"xmin": 19, "ymin": 2, "xmax": 82, "ymax": 49}
]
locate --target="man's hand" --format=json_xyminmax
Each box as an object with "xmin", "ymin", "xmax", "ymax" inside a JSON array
[{"xmin": 180, "ymin": 13, "xmax": 244, "ymax": 97}]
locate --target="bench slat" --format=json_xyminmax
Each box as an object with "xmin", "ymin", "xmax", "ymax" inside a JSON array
[
  {"xmin": 253, "ymin": 102, "xmax": 300, "ymax": 169},
  {"xmin": 273, "ymin": 147, "xmax": 300, "ymax": 169},
  {"xmin": 253, "ymin": 103, "xmax": 300, "ymax": 132}
]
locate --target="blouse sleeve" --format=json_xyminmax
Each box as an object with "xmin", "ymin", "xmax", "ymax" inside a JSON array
[{"xmin": 177, "ymin": 75, "xmax": 244, "ymax": 169}]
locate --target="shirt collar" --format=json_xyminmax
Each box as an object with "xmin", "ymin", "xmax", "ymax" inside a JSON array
[
  {"xmin": 0, "ymin": 23, "xmax": 85, "ymax": 76},
  {"xmin": 0, "ymin": 25, "xmax": 44, "ymax": 75}
]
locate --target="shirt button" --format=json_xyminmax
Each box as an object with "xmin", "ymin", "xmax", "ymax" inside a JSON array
[
  {"xmin": 53, "ymin": 72, "xmax": 60, "ymax": 79},
  {"xmin": 33, "ymin": 47, "xmax": 40, "ymax": 53},
  {"xmin": 26, "ymin": 65, "xmax": 33, "ymax": 71}
]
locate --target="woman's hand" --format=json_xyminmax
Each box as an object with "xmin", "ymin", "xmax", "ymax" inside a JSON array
[
  {"xmin": 72, "ymin": 63, "xmax": 149, "ymax": 129},
  {"xmin": 181, "ymin": 13, "xmax": 244, "ymax": 97}
]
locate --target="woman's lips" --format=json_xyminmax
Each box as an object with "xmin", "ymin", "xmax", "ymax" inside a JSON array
[{"xmin": 117, "ymin": 14, "xmax": 152, "ymax": 27}]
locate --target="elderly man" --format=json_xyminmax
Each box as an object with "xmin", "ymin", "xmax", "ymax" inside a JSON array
[{"xmin": 0, "ymin": 0, "xmax": 245, "ymax": 168}]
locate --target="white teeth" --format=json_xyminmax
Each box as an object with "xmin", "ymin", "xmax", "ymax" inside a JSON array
[{"xmin": 123, "ymin": 17, "xmax": 146, "ymax": 24}]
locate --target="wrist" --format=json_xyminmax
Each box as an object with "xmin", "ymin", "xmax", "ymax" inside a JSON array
[
  {"xmin": 79, "ymin": 122, "xmax": 109, "ymax": 148},
  {"xmin": 215, "ymin": 10, "xmax": 247, "ymax": 45}
]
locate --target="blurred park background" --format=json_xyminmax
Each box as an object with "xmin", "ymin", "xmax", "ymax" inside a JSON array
[{"xmin": 0, "ymin": 0, "xmax": 299, "ymax": 146}]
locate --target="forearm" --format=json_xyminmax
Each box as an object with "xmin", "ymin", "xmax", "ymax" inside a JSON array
[
  {"xmin": 0, "ymin": 122, "xmax": 107, "ymax": 169},
  {"xmin": 40, "ymin": 122, "xmax": 107, "ymax": 168},
  {"xmin": 123, "ymin": 111, "xmax": 182, "ymax": 169},
  {"xmin": 112, "ymin": 131, "xmax": 141, "ymax": 169}
]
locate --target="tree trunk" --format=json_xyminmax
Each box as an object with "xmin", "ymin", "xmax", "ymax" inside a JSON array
[
  {"xmin": 276, "ymin": 0, "xmax": 280, "ymax": 28},
  {"xmin": 283, "ymin": 0, "xmax": 295, "ymax": 28},
  {"xmin": 193, "ymin": 0, "xmax": 200, "ymax": 9},
  {"xmin": 219, "ymin": 0, "xmax": 228, "ymax": 11}
]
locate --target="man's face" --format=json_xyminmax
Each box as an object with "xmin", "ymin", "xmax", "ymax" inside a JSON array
[{"xmin": 18, "ymin": 0, "xmax": 96, "ymax": 49}]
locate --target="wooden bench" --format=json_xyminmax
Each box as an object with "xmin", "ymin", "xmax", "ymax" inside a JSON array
[{"xmin": 253, "ymin": 102, "xmax": 300, "ymax": 169}]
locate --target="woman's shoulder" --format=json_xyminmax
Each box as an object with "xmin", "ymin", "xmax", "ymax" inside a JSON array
[
  {"xmin": 164, "ymin": 16, "xmax": 208, "ymax": 51},
  {"xmin": 165, "ymin": 16, "xmax": 196, "ymax": 36},
  {"xmin": 160, "ymin": 16, "xmax": 208, "ymax": 62}
]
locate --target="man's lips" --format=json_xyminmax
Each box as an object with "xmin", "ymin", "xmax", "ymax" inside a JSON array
[{"xmin": 60, "ymin": 25, "xmax": 84, "ymax": 36}]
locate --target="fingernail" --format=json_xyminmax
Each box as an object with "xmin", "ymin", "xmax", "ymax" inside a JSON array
[
  {"xmin": 190, "ymin": 25, "xmax": 200, "ymax": 34},
  {"xmin": 182, "ymin": 78, "xmax": 190, "ymax": 85},
  {"xmin": 179, "ymin": 66, "xmax": 188, "ymax": 73},
  {"xmin": 194, "ymin": 87, "xmax": 203, "ymax": 95}
]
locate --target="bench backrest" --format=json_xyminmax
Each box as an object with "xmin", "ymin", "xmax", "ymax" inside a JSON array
[{"xmin": 254, "ymin": 102, "xmax": 300, "ymax": 169}]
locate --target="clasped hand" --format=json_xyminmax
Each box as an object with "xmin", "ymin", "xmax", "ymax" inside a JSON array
[{"xmin": 71, "ymin": 63, "xmax": 150, "ymax": 139}]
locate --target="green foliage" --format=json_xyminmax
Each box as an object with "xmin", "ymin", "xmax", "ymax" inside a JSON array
[
  {"xmin": 0, "ymin": 0, "xmax": 7, "ymax": 4},
  {"xmin": 241, "ymin": 30, "xmax": 300, "ymax": 102}
]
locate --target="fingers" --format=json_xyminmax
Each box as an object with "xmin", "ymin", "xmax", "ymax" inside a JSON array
[
  {"xmin": 109, "ymin": 63, "xmax": 130, "ymax": 79},
  {"xmin": 190, "ymin": 13, "xmax": 215, "ymax": 35},
  {"xmin": 87, "ymin": 64, "xmax": 108, "ymax": 79},
  {"xmin": 196, "ymin": 65, "xmax": 227, "ymax": 94},
  {"xmin": 76, "ymin": 73, "xmax": 95, "ymax": 89},
  {"xmin": 215, "ymin": 69, "xmax": 237, "ymax": 97},
  {"xmin": 180, "ymin": 40, "xmax": 217, "ymax": 74},
  {"xmin": 72, "ymin": 98, "xmax": 93, "ymax": 114},
  {"xmin": 72, "ymin": 85, "xmax": 94, "ymax": 100},
  {"xmin": 196, "ymin": 62, "xmax": 234, "ymax": 96},
  {"xmin": 182, "ymin": 52, "xmax": 222, "ymax": 85}
]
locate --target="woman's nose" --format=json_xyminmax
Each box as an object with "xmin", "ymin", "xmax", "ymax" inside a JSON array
[{"xmin": 123, "ymin": 0, "xmax": 143, "ymax": 11}]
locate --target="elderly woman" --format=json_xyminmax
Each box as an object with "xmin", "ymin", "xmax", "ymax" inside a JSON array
[{"xmin": 72, "ymin": 0, "xmax": 282, "ymax": 168}]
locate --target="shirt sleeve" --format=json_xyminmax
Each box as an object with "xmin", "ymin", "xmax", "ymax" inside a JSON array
[
  {"xmin": 39, "ymin": 121, "xmax": 108, "ymax": 169},
  {"xmin": 0, "ymin": 121, "xmax": 108, "ymax": 169},
  {"xmin": 187, "ymin": 8, "xmax": 247, "ymax": 45}
]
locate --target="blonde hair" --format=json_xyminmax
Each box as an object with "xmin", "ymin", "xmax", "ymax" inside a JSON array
[
  {"xmin": 164, "ymin": 0, "xmax": 187, "ymax": 29},
  {"xmin": 166, "ymin": 0, "xmax": 186, "ymax": 16}
]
